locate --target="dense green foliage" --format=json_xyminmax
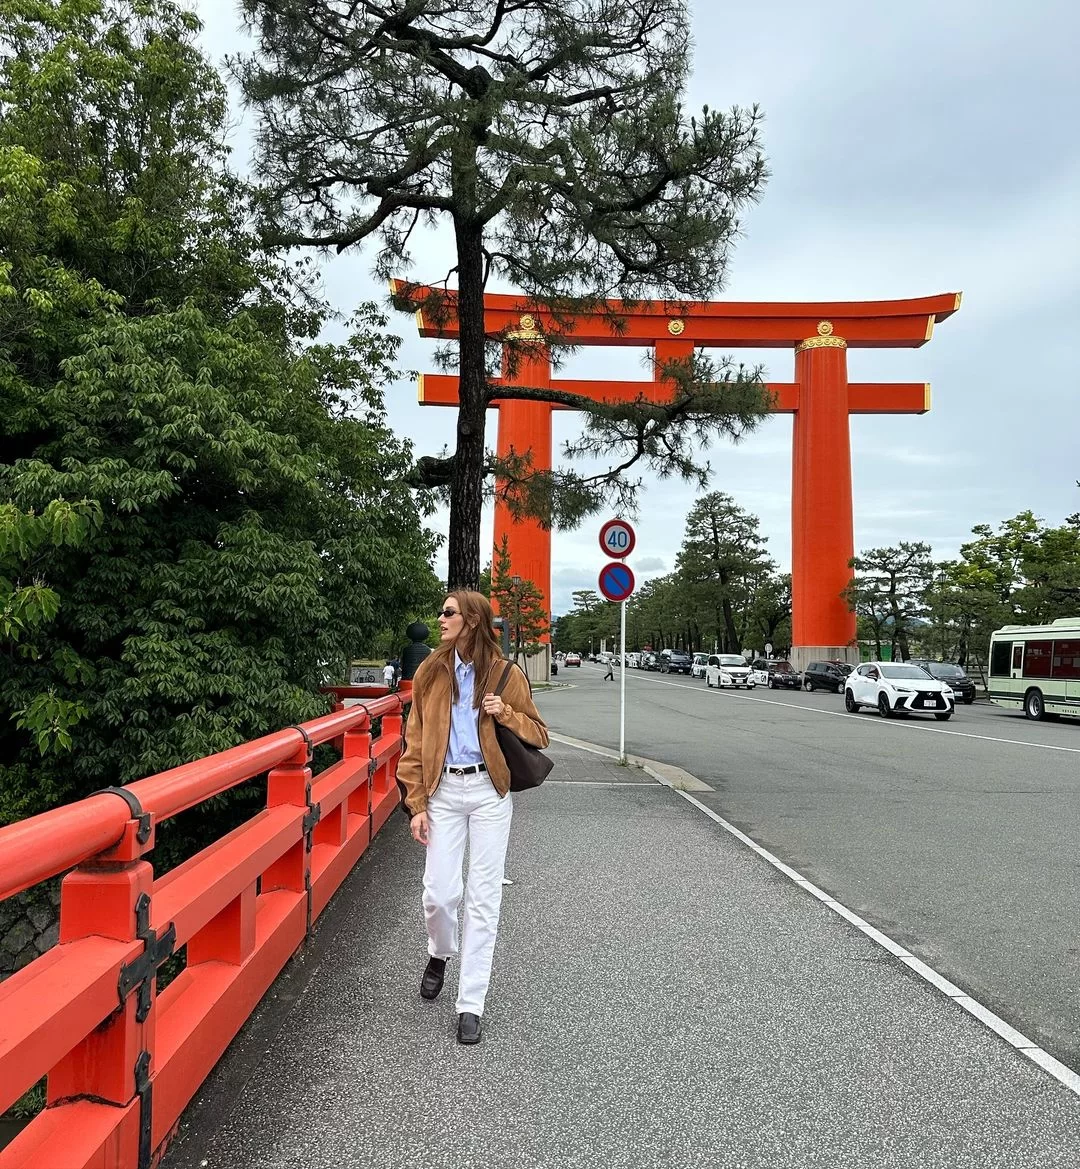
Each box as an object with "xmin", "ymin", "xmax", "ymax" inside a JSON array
[
  {"xmin": 850, "ymin": 512, "xmax": 1080, "ymax": 668},
  {"xmin": 235, "ymin": 0, "xmax": 772, "ymax": 588},
  {"xmin": 0, "ymin": 0, "xmax": 439, "ymax": 826}
]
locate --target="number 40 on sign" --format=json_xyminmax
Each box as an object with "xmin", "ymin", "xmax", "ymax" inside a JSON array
[{"xmin": 598, "ymin": 519, "xmax": 635, "ymax": 559}]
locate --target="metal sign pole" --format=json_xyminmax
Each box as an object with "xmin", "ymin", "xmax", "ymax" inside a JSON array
[{"xmin": 619, "ymin": 598, "xmax": 627, "ymax": 762}]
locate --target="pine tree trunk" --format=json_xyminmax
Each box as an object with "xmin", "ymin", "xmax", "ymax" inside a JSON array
[{"xmin": 446, "ymin": 218, "xmax": 488, "ymax": 590}]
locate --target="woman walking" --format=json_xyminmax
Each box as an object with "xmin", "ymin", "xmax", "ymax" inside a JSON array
[{"xmin": 397, "ymin": 590, "xmax": 549, "ymax": 1045}]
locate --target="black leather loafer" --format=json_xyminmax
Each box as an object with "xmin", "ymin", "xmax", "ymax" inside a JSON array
[
  {"xmin": 420, "ymin": 957, "xmax": 445, "ymax": 1000},
  {"xmin": 457, "ymin": 1012, "xmax": 482, "ymax": 1045}
]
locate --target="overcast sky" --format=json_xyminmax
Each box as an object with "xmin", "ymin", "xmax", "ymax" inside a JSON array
[{"xmin": 193, "ymin": 0, "xmax": 1079, "ymax": 615}]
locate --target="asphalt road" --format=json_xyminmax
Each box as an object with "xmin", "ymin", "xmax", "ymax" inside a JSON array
[{"xmin": 538, "ymin": 664, "xmax": 1080, "ymax": 1072}]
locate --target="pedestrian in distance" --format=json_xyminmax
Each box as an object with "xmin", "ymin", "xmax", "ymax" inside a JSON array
[
  {"xmin": 382, "ymin": 660, "xmax": 396, "ymax": 689},
  {"xmin": 604, "ymin": 657, "xmax": 614, "ymax": 681},
  {"xmin": 397, "ymin": 590, "xmax": 549, "ymax": 1045}
]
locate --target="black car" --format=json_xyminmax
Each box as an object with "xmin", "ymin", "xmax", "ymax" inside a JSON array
[
  {"xmin": 803, "ymin": 660, "xmax": 853, "ymax": 693},
  {"xmin": 751, "ymin": 659, "xmax": 802, "ymax": 689},
  {"xmin": 908, "ymin": 660, "xmax": 977, "ymax": 704},
  {"xmin": 641, "ymin": 652, "xmax": 662, "ymax": 671},
  {"xmin": 663, "ymin": 651, "xmax": 693, "ymax": 675}
]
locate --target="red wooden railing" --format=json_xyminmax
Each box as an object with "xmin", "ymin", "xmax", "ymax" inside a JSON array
[{"xmin": 0, "ymin": 684, "xmax": 410, "ymax": 1169}]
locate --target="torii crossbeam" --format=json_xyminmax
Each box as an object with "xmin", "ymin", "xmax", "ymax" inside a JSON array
[{"xmin": 400, "ymin": 284, "xmax": 961, "ymax": 669}]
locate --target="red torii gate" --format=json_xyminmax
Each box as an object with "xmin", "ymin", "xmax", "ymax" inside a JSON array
[{"xmin": 401, "ymin": 284, "xmax": 961, "ymax": 668}]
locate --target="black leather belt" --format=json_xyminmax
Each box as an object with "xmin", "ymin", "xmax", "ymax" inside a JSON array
[{"xmin": 444, "ymin": 763, "xmax": 487, "ymax": 775}]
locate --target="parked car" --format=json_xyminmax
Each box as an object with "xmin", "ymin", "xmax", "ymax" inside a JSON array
[
  {"xmin": 803, "ymin": 660, "xmax": 854, "ymax": 692},
  {"xmin": 908, "ymin": 660, "xmax": 976, "ymax": 704},
  {"xmin": 565, "ymin": 652, "xmax": 581, "ymax": 667},
  {"xmin": 663, "ymin": 651, "xmax": 694, "ymax": 675},
  {"xmin": 691, "ymin": 653, "xmax": 709, "ymax": 678},
  {"xmin": 705, "ymin": 654, "xmax": 756, "ymax": 689},
  {"xmin": 625, "ymin": 652, "xmax": 642, "ymax": 670},
  {"xmin": 750, "ymin": 659, "xmax": 802, "ymax": 689},
  {"xmin": 845, "ymin": 661, "xmax": 954, "ymax": 720},
  {"xmin": 641, "ymin": 652, "xmax": 662, "ymax": 671}
]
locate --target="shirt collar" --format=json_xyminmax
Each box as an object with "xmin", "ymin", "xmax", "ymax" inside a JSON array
[{"xmin": 454, "ymin": 650, "xmax": 472, "ymax": 675}]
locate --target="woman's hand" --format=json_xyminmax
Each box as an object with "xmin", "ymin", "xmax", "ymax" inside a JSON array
[
  {"xmin": 482, "ymin": 692, "xmax": 506, "ymax": 720},
  {"xmin": 410, "ymin": 811, "xmax": 429, "ymax": 846}
]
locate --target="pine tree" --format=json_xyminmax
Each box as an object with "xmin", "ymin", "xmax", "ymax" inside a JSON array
[{"xmin": 234, "ymin": 0, "xmax": 772, "ymax": 587}]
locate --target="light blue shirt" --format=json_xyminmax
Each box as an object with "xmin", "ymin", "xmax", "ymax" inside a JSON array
[{"xmin": 447, "ymin": 651, "xmax": 484, "ymax": 766}]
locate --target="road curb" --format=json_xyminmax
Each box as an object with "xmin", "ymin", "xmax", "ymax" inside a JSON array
[{"xmin": 547, "ymin": 732, "xmax": 714, "ymax": 791}]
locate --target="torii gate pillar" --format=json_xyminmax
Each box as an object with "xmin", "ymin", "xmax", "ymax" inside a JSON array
[
  {"xmin": 791, "ymin": 330, "xmax": 856, "ymax": 661},
  {"xmin": 493, "ymin": 345, "xmax": 553, "ymax": 627}
]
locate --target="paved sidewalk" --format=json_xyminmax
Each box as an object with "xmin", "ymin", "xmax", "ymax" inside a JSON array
[{"xmin": 166, "ymin": 740, "xmax": 1080, "ymax": 1169}]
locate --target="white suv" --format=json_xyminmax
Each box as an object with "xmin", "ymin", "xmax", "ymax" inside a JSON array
[
  {"xmin": 705, "ymin": 654, "xmax": 756, "ymax": 689},
  {"xmin": 845, "ymin": 661, "xmax": 954, "ymax": 720}
]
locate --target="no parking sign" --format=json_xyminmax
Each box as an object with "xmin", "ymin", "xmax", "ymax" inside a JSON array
[{"xmin": 598, "ymin": 561, "xmax": 635, "ymax": 603}]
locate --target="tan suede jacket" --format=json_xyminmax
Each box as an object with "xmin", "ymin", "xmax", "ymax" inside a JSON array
[{"xmin": 396, "ymin": 654, "xmax": 549, "ymax": 816}]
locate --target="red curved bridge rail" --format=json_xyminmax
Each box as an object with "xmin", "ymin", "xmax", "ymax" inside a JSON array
[{"xmin": 0, "ymin": 686, "xmax": 409, "ymax": 1169}]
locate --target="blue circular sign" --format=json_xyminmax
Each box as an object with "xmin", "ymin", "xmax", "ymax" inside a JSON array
[{"xmin": 598, "ymin": 561, "xmax": 635, "ymax": 602}]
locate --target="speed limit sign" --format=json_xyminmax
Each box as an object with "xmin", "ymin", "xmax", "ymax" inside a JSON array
[{"xmin": 598, "ymin": 518, "xmax": 636, "ymax": 559}]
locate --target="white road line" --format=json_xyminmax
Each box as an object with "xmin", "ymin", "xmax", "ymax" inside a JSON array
[
  {"xmin": 554, "ymin": 706, "xmax": 1080, "ymax": 1098},
  {"xmin": 675, "ymin": 786, "xmax": 1080, "ymax": 1100},
  {"xmin": 606, "ymin": 670, "xmax": 1080, "ymax": 757}
]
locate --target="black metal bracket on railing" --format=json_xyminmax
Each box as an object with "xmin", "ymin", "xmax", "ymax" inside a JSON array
[
  {"xmin": 303, "ymin": 868, "xmax": 313, "ymax": 935},
  {"xmin": 286, "ymin": 724, "xmax": 314, "ymax": 763},
  {"xmin": 117, "ymin": 893, "xmax": 176, "ymax": 1024},
  {"xmin": 93, "ymin": 785, "xmax": 152, "ymax": 845},
  {"xmin": 302, "ymin": 800, "xmax": 322, "ymax": 854},
  {"xmin": 134, "ymin": 1048, "xmax": 153, "ymax": 1169}
]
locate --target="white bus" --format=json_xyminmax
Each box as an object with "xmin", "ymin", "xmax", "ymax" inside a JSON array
[{"xmin": 987, "ymin": 617, "xmax": 1080, "ymax": 721}]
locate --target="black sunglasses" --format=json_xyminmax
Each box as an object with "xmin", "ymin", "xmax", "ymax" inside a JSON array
[{"xmin": 438, "ymin": 608, "xmax": 460, "ymax": 618}]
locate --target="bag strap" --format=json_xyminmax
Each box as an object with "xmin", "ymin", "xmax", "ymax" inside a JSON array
[{"xmin": 493, "ymin": 660, "xmax": 515, "ymax": 697}]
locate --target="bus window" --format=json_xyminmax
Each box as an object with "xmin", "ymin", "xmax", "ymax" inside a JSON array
[
  {"xmin": 1053, "ymin": 639, "xmax": 1080, "ymax": 679},
  {"xmin": 1011, "ymin": 643, "xmax": 1024, "ymax": 674},
  {"xmin": 1025, "ymin": 641, "xmax": 1052, "ymax": 678}
]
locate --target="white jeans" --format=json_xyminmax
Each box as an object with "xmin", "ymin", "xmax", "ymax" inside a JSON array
[{"xmin": 423, "ymin": 769, "xmax": 513, "ymax": 1016}]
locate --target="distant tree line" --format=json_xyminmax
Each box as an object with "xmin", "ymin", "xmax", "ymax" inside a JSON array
[
  {"xmin": 553, "ymin": 492, "xmax": 791, "ymax": 656},
  {"xmin": 553, "ymin": 499, "xmax": 1080, "ymax": 671},
  {"xmin": 846, "ymin": 510, "xmax": 1080, "ymax": 670}
]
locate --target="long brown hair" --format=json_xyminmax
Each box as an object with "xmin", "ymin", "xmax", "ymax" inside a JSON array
[{"xmin": 430, "ymin": 590, "xmax": 504, "ymax": 707}]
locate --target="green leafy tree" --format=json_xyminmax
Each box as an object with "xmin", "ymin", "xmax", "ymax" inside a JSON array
[
  {"xmin": 746, "ymin": 572, "xmax": 791, "ymax": 657},
  {"xmin": 490, "ymin": 536, "xmax": 549, "ymax": 662},
  {"xmin": 235, "ymin": 0, "xmax": 772, "ymax": 589},
  {"xmin": 626, "ymin": 575, "xmax": 680, "ymax": 651},
  {"xmin": 0, "ymin": 0, "xmax": 440, "ymax": 829},
  {"xmin": 1, "ymin": 500, "xmax": 101, "ymax": 753},
  {"xmin": 674, "ymin": 492, "xmax": 774, "ymax": 652},
  {"xmin": 927, "ymin": 511, "xmax": 1080, "ymax": 671},
  {"xmin": 844, "ymin": 542, "xmax": 933, "ymax": 661}
]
